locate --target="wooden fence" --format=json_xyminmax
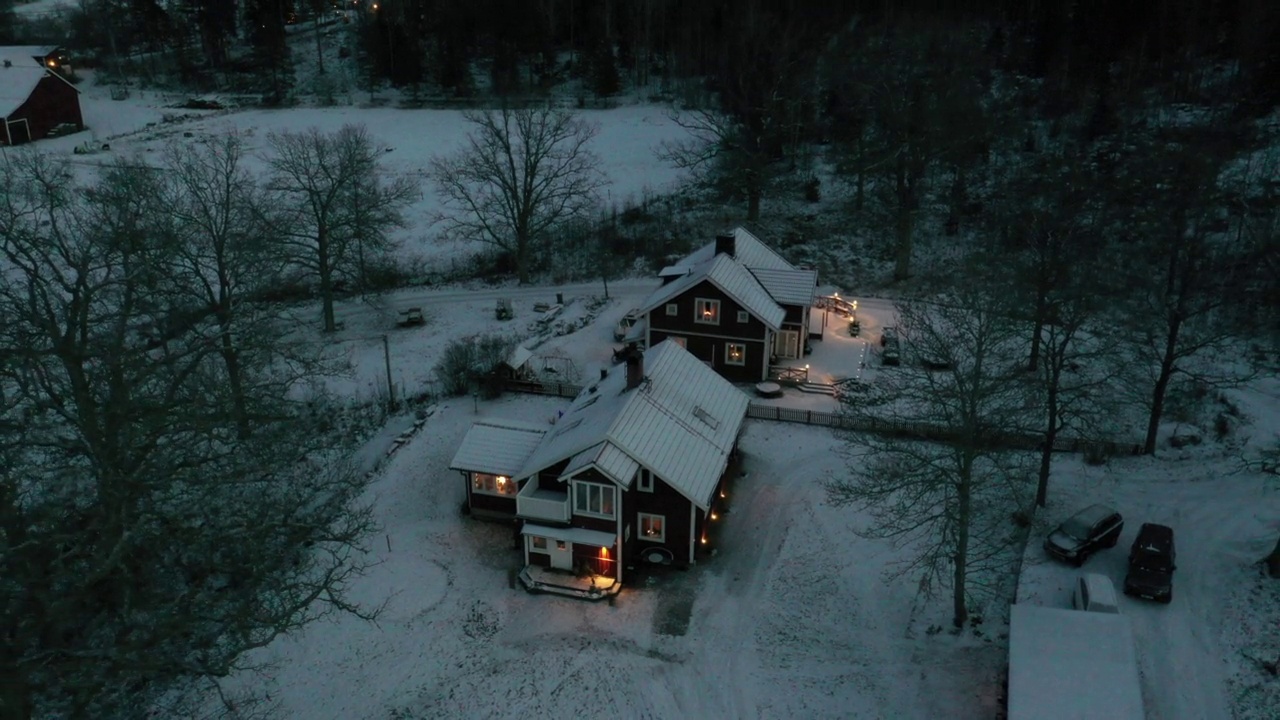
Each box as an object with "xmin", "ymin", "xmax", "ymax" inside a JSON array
[
  {"xmin": 503, "ymin": 379, "xmax": 583, "ymax": 399},
  {"xmin": 745, "ymin": 403, "xmax": 1140, "ymax": 457}
]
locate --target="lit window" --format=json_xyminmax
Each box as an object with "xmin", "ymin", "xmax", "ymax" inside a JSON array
[
  {"xmin": 666, "ymin": 303, "xmax": 678, "ymax": 316},
  {"xmin": 725, "ymin": 343, "xmax": 746, "ymax": 366},
  {"xmin": 573, "ymin": 481, "xmax": 616, "ymax": 518},
  {"xmin": 531, "ymin": 536, "xmax": 547, "ymax": 550},
  {"xmin": 639, "ymin": 513, "xmax": 666, "ymax": 542},
  {"xmin": 737, "ymin": 310, "xmax": 749, "ymax": 323},
  {"xmin": 668, "ymin": 336, "xmax": 687, "ymax": 349},
  {"xmin": 695, "ymin": 298, "xmax": 720, "ymax": 324},
  {"xmin": 472, "ymin": 473, "xmax": 516, "ymax": 496}
]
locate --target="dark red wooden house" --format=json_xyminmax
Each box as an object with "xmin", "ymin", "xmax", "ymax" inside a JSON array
[
  {"xmin": 450, "ymin": 341, "xmax": 750, "ymax": 599},
  {"xmin": 637, "ymin": 228, "xmax": 818, "ymax": 383},
  {"xmin": 1, "ymin": 47, "xmax": 83, "ymax": 146}
]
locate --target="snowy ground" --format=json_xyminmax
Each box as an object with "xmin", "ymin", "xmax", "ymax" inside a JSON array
[
  {"xmin": 224, "ymin": 395, "xmax": 1006, "ymax": 720},
  {"xmin": 41, "ymin": 73, "xmax": 692, "ymax": 275},
  {"xmin": 1016, "ymin": 382, "xmax": 1280, "ymax": 720},
  {"xmin": 19, "ymin": 69, "xmax": 1278, "ymax": 720}
]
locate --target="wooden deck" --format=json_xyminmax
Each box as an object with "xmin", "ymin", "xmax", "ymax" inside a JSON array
[{"xmin": 519, "ymin": 566, "xmax": 621, "ymax": 600}]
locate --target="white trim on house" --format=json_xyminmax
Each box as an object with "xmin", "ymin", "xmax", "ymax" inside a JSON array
[
  {"xmin": 637, "ymin": 468, "xmax": 654, "ymax": 492},
  {"xmin": 694, "ymin": 297, "xmax": 721, "ymax": 325},
  {"xmin": 470, "ymin": 471, "xmax": 517, "ymax": 497},
  {"xmin": 688, "ymin": 503, "xmax": 696, "ymax": 564},
  {"xmin": 725, "ymin": 342, "xmax": 746, "ymax": 366},
  {"xmin": 521, "ymin": 523, "xmax": 617, "ymax": 548},
  {"xmin": 638, "ymin": 512, "xmax": 666, "ymax": 542},
  {"xmin": 572, "ymin": 480, "xmax": 616, "ymax": 519}
]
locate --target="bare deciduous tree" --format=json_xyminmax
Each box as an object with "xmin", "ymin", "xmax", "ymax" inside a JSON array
[
  {"xmin": 163, "ymin": 133, "xmax": 282, "ymax": 437},
  {"xmin": 265, "ymin": 124, "xmax": 418, "ymax": 332},
  {"xmin": 1113, "ymin": 137, "xmax": 1261, "ymax": 454},
  {"xmin": 0, "ymin": 153, "xmax": 379, "ymax": 719},
  {"xmin": 430, "ymin": 106, "xmax": 606, "ymax": 284},
  {"xmin": 828, "ymin": 291, "xmax": 1033, "ymax": 628}
]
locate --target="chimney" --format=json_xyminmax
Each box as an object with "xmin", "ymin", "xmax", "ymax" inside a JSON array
[
  {"xmin": 625, "ymin": 346, "xmax": 643, "ymax": 390},
  {"xmin": 714, "ymin": 231, "xmax": 736, "ymax": 258}
]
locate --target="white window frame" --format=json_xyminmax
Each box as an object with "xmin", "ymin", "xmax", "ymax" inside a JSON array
[
  {"xmin": 638, "ymin": 513, "xmax": 666, "ymax": 542},
  {"xmin": 472, "ymin": 472, "xmax": 516, "ymax": 497},
  {"xmin": 694, "ymin": 298, "xmax": 721, "ymax": 325},
  {"xmin": 725, "ymin": 342, "xmax": 746, "ymax": 366},
  {"xmin": 573, "ymin": 480, "xmax": 616, "ymax": 519},
  {"xmin": 637, "ymin": 469, "xmax": 654, "ymax": 493},
  {"xmin": 531, "ymin": 536, "xmax": 547, "ymax": 550},
  {"xmin": 737, "ymin": 310, "xmax": 749, "ymax": 323},
  {"xmin": 665, "ymin": 303, "xmax": 678, "ymax": 316}
]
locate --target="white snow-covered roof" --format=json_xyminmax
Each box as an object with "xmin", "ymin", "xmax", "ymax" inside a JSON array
[
  {"xmin": 681, "ymin": 227, "xmax": 798, "ymax": 271},
  {"xmin": 505, "ymin": 344, "xmax": 533, "ymax": 370},
  {"xmin": 1007, "ymin": 604, "xmax": 1145, "ymax": 720},
  {"xmin": 521, "ymin": 523, "xmax": 616, "ymax": 548},
  {"xmin": 638, "ymin": 253, "xmax": 785, "ymax": 331},
  {"xmin": 448, "ymin": 419, "xmax": 548, "ymax": 476},
  {"xmin": 0, "ymin": 46, "xmax": 55, "ymax": 66},
  {"xmin": 562, "ymin": 441, "xmax": 640, "ymax": 483},
  {"xmin": 748, "ymin": 267, "xmax": 817, "ymax": 308},
  {"xmin": 0, "ymin": 65, "xmax": 49, "ymax": 117},
  {"xmin": 516, "ymin": 340, "xmax": 749, "ymax": 509}
]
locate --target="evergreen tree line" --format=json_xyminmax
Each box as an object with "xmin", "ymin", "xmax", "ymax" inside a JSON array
[{"xmin": 13, "ymin": 0, "xmax": 1279, "ymax": 112}]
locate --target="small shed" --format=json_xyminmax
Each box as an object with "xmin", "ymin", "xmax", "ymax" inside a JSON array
[
  {"xmin": 0, "ymin": 46, "xmax": 83, "ymax": 146},
  {"xmin": 493, "ymin": 343, "xmax": 535, "ymax": 381}
]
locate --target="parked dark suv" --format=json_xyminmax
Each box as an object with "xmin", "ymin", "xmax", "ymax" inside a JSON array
[
  {"xmin": 1044, "ymin": 504, "xmax": 1124, "ymax": 566},
  {"xmin": 1124, "ymin": 523, "xmax": 1176, "ymax": 603}
]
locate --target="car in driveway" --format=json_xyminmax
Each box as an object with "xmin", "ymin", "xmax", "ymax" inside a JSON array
[
  {"xmin": 1124, "ymin": 523, "xmax": 1176, "ymax": 603},
  {"xmin": 881, "ymin": 337, "xmax": 901, "ymax": 366},
  {"xmin": 1072, "ymin": 573, "xmax": 1120, "ymax": 614},
  {"xmin": 1044, "ymin": 504, "xmax": 1124, "ymax": 566}
]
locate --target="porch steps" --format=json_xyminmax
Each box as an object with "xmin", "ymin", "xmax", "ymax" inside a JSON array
[{"xmin": 795, "ymin": 382, "xmax": 837, "ymax": 396}]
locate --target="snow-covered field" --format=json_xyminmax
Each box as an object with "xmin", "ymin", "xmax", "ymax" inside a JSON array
[{"xmin": 41, "ymin": 74, "xmax": 691, "ymax": 274}]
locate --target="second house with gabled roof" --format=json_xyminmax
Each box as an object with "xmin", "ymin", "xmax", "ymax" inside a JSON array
[
  {"xmin": 636, "ymin": 227, "xmax": 817, "ymax": 384},
  {"xmin": 449, "ymin": 340, "xmax": 750, "ymax": 599}
]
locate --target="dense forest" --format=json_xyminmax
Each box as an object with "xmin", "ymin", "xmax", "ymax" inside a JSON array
[{"xmin": 7, "ymin": 1, "xmax": 1280, "ymax": 109}]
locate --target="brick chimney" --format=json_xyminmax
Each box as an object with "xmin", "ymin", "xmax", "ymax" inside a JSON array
[
  {"xmin": 714, "ymin": 231, "xmax": 736, "ymax": 258},
  {"xmin": 625, "ymin": 345, "xmax": 643, "ymax": 390}
]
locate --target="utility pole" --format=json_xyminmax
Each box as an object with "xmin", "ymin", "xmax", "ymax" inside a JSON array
[{"xmin": 382, "ymin": 334, "xmax": 395, "ymax": 411}]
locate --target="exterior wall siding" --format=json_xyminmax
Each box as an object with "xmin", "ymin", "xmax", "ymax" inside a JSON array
[
  {"xmin": 3, "ymin": 75, "xmax": 82, "ymax": 145},
  {"xmin": 647, "ymin": 280, "xmax": 770, "ymax": 383},
  {"xmin": 622, "ymin": 471, "xmax": 695, "ymax": 568}
]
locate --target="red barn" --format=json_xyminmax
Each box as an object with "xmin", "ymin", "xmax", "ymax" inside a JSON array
[{"xmin": 0, "ymin": 47, "xmax": 83, "ymax": 146}]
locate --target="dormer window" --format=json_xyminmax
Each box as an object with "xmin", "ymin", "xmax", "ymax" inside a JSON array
[{"xmin": 695, "ymin": 298, "xmax": 720, "ymax": 325}]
